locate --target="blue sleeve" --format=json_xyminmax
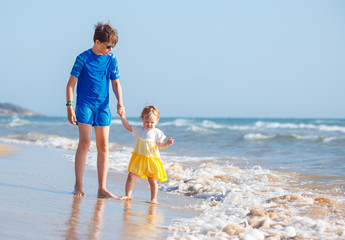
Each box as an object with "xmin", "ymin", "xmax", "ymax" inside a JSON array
[
  {"xmin": 110, "ymin": 56, "xmax": 120, "ymax": 80},
  {"xmin": 70, "ymin": 53, "xmax": 87, "ymax": 78}
]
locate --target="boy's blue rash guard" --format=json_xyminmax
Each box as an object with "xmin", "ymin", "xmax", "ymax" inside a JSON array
[{"xmin": 70, "ymin": 49, "xmax": 120, "ymax": 109}]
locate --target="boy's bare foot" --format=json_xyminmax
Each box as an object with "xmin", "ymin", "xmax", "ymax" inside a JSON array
[
  {"xmin": 73, "ymin": 187, "xmax": 86, "ymax": 197},
  {"xmin": 97, "ymin": 189, "xmax": 117, "ymax": 199},
  {"xmin": 146, "ymin": 200, "xmax": 158, "ymax": 205},
  {"xmin": 119, "ymin": 196, "xmax": 133, "ymax": 201}
]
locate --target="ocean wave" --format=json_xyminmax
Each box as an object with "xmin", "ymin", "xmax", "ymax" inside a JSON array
[
  {"xmin": 163, "ymin": 119, "xmax": 345, "ymax": 135},
  {"xmin": 123, "ymin": 118, "xmax": 345, "ymax": 137},
  {"xmin": 243, "ymin": 133, "xmax": 275, "ymax": 141},
  {"xmin": 0, "ymin": 116, "xmax": 69, "ymax": 129},
  {"xmin": 242, "ymin": 132, "xmax": 345, "ymax": 143},
  {"xmin": 255, "ymin": 121, "xmax": 345, "ymax": 133},
  {"xmin": 111, "ymin": 118, "xmax": 142, "ymax": 126},
  {"xmin": 165, "ymin": 155, "xmax": 219, "ymax": 163},
  {"xmin": 110, "ymin": 119, "xmax": 123, "ymax": 125},
  {"xmin": 160, "ymin": 119, "xmax": 196, "ymax": 127},
  {"xmin": 6, "ymin": 117, "xmax": 32, "ymax": 127},
  {"xmin": 198, "ymin": 119, "xmax": 345, "ymax": 134},
  {"xmin": 1, "ymin": 132, "xmax": 132, "ymax": 173},
  {"xmin": 291, "ymin": 134, "xmax": 319, "ymax": 141},
  {"xmin": 291, "ymin": 134, "xmax": 345, "ymax": 143},
  {"xmin": 201, "ymin": 120, "xmax": 228, "ymax": 129},
  {"xmin": 202, "ymin": 120, "xmax": 253, "ymax": 131},
  {"xmin": 1, "ymin": 132, "xmax": 123, "ymax": 152},
  {"xmin": 187, "ymin": 125, "xmax": 216, "ymax": 134},
  {"xmin": 160, "ymin": 119, "xmax": 251, "ymax": 131},
  {"xmin": 323, "ymin": 137, "xmax": 341, "ymax": 143},
  {"xmin": 162, "ymin": 162, "xmax": 345, "ymax": 239},
  {"xmin": 1, "ymin": 132, "xmax": 79, "ymax": 150}
]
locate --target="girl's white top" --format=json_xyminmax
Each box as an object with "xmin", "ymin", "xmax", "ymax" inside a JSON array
[{"xmin": 132, "ymin": 126, "xmax": 166, "ymax": 143}]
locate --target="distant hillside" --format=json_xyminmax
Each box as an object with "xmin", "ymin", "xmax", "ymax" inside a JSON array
[{"xmin": 0, "ymin": 103, "xmax": 43, "ymax": 116}]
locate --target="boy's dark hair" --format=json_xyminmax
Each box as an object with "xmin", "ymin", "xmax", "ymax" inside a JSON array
[{"xmin": 93, "ymin": 22, "xmax": 118, "ymax": 45}]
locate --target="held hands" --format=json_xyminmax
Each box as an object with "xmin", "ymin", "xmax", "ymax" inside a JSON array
[{"xmin": 117, "ymin": 104, "xmax": 125, "ymax": 117}]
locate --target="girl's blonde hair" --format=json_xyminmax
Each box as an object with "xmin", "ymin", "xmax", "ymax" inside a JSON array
[{"xmin": 141, "ymin": 105, "xmax": 160, "ymax": 120}]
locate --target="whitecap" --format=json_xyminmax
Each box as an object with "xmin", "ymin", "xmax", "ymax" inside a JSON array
[
  {"xmin": 111, "ymin": 118, "xmax": 141, "ymax": 126},
  {"xmin": 7, "ymin": 117, "xmax": 31, "ymax": 127},
  {"xmin": 292, "ymin": 134, "xmax": 319, "ymax": 140},
  {"xmin": 160, "ymin": 118, "xmax": 195, "ymax": 127},
  {"xmin": 323, "ymin": 137, "xmax": 338, "ymax": 143},
  {"xmin": 187, "ymin": 125, "xmax": 216, "ymax": 134},
  {"xmin": 244, "ymin": 133, "xmax": 275, "ymax": 141},
  {"xmin": 255, "ymin": 121, "xmax": 345, "ymax": 133},
  {"xmin": 201, "ymin": 120, "xmax": 227, "ymax": 129}
]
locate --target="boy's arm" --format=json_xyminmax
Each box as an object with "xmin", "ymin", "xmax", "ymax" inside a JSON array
[
  {"xmin": 66, "ymin": 75, "xmax": 78, "ymax": 125},
  {"xmin": 157, "ymin": 137, "xmax": 175, "ymax": 149},
  {"xmin": 111, "ymin": 79, "xmax": 125, "ymax": 116},
  {"xmin": 119, "ymin": 115, "xmax": 132, "ymax": 132}
]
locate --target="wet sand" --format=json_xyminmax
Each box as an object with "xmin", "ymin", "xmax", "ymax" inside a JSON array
[
  {"xmin": 0, "ymin": 142, "xmax": 201, "ymax": 239},
  {"xmin": 0, "ymin": 143, "xmax": 21, "ymax": 156}
]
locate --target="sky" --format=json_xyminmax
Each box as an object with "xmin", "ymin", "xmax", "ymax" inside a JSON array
[{"xmin": 0, "ymin": 0, "xmax": 344, "ymax": 118}]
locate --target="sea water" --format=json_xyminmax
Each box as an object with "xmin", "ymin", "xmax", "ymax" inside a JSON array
[{"xmin": 1, "ymin": 116, "xmax": 345, "ymax": 239}]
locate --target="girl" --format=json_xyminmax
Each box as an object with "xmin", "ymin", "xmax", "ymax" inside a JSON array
[{"xmin": 119, "ymin": 106, "xmax": 174, "ymax": 204}]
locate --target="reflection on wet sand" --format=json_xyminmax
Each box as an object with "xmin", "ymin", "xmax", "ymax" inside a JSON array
[
  {"xmin": 64, "ymin": 196, "xmax": 105, "ymax": 240},
  {"xmin": 66, "ymin": 196, "xmax": 81, "ymax": 239},
  {"xmin": 65, "ymin": 196, "xmax": 82, "ymax": 239},
  {"xmin": 64, "ymin": 196, "xmax": 165, "ymax": 239},
  {"xmin": 121, "ymin": 201, "xmax": 163, "ymax": 239},
  {"xmin": 88, "ymin": 198, "xmax": 105, "ymax": 240},
  {"xmin": 0, "ymin": 143, "xmax": 21, "ymax": 157}
]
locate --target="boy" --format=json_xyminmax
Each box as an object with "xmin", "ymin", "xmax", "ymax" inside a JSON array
[{"xmin": 66, "ymin": 22, "xmax": 124, "ymax": 198}]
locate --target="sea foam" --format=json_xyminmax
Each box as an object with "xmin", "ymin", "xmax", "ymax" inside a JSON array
[{"xmin": 163, "ymin": 161, "xmax": 345, "ymax": 239}]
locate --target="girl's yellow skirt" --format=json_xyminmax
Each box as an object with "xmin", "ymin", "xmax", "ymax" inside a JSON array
[
  {"xmin": 128, "ymin": 152, "xmax": 167, "ymax": 182},
  {"xmin": 127, "ymin": 138, "xmax": 167, "ymax": 182}
]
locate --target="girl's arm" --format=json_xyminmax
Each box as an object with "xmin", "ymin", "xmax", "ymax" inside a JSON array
[
  {"xmin": 157, "ymin": 137, "xmax": 175, "ymax": 149},
  {"xmin": 120, "ymin": 115, "xmax": 132, "ymax": 132}
]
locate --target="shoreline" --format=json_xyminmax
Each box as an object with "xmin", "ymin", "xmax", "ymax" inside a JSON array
[{"xmin": 0, "ymin": 142, "xmax": 200, "ymax": 239}]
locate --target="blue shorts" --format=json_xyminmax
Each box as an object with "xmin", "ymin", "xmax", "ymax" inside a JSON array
[{"xmin": 76, "ymin": 105, "xmax": 112, "ymax": 127}]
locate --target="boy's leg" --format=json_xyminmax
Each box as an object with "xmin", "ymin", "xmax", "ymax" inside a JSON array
[
  {"xmin": 147, "ymin": 177, "xmax": 158, "ymax": 204},
  {"xmin": 120, "ymin": 172, "xmax": 138, "ymax": 200},
  {"xmin": 74, "ymin": 123, "xmax": 92, "ymax": 196},
  {"xmin": 94, "ymin": 126, "xmax": 116, "ymax": 198}
]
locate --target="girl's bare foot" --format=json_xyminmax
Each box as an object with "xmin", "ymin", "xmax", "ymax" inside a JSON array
[
  {"xmin": 146, "ymin": 200, "xmax": 158, "ymax": 205},
  {"xmin": 73, "ymin": 187, "xmax": 86, "ymax": 197},
  {"xmin": 98, "ymin": 189, "xmax": 117, "ymax": 199},
  {"xmin": 119, "ymin": 196, "xmax": 133, "ymax": 201}
]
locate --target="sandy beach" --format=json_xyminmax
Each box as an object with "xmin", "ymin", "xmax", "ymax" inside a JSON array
[
  {"xmin": 0, "ymin": 142, "xmax": 201, "ymax": 240},
  {"xmin": 1, "ymin": 116, "xmax": 345, "ymax": 239}
]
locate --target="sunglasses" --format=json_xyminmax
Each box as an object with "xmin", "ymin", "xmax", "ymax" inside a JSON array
[{"xmin": 102, "ymin": 42, "xmax": 116, "ymax": 49}]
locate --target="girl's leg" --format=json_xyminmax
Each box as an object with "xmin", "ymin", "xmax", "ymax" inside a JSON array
[
  {"xmin": 74, "ymin": 123, "xmax": 92, "ymax": 196},
  {"xmin": 147, "ymin": 177, "xmax": 158, "ymax": 204},
  {"xmin": 120, "ymin": 172, "xmax": 138, "ymax": 200},
  {"xmin": 94, "ymin": 126, "xmax": 116, "ymax": 198}
]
